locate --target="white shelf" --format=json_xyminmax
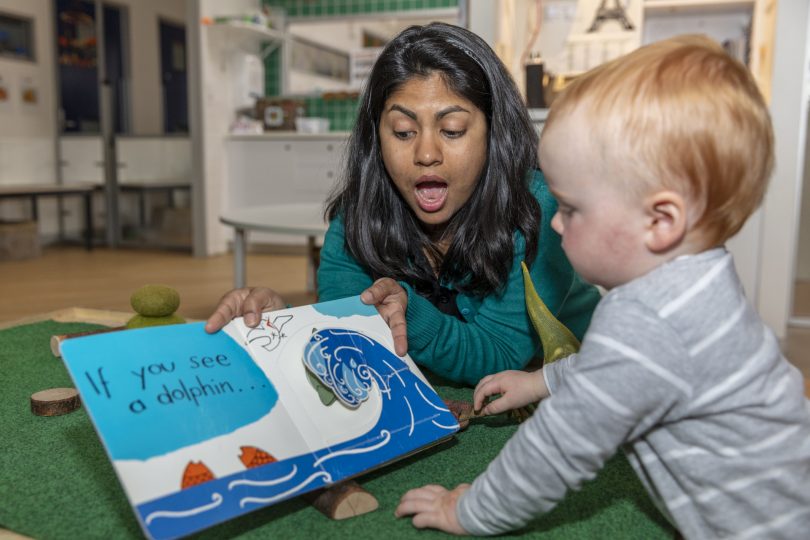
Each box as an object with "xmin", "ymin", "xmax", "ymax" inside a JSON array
[
  {"xmin": 228, "ymin": 131, "xmax": 350, "ymax": 141},
  {"xmin": 205, "ymin": 21, "xmax": 288, "ymax": 58},
  {"xmin": 212, "ymin": 20, "xmax": 285, "ymax": 41},
  {"xmin": 644, "ymin": 0, "xmax": 754, "ymax": 14}
]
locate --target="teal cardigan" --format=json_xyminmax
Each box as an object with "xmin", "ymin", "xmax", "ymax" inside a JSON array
[{"xmin": 317, "ymin": 170, "xmax": 601, "ymax": 385}]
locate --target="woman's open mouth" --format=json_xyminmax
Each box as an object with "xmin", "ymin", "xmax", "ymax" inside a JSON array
[{"xmin": 414, "ymin": 178, "xmax": 448, "ymax": 213}]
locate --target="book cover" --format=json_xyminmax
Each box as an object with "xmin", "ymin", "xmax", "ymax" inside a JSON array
[{"xmin": 60, "ymin": 296, "xmax": 459, "ymax": 540}]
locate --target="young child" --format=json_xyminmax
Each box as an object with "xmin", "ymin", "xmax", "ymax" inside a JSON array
[{"xmin": 395, "ymin": 35, "xmax": 810, "ymax": 538}]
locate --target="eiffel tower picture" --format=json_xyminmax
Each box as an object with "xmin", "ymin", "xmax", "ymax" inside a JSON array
[{"xmin": 588, "ymin": 0, "xmax": 635, "ymax": 32}]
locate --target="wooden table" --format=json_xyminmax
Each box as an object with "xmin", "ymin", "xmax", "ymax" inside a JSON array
[
  {"xmin": 220, "ymin": 203, "xmax": 327, "ymax": 291},
  {"xmin": 112, "ymin": 180, "xmax": 191, "ymax": 230}
]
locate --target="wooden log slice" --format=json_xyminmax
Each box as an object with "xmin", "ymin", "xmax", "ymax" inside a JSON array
[
  {"xmin": 305, "ymin": 480, "xmax": 379, "ymax": 520},
  {"xmin": 30, "ymin": 388, "xmax": 81, "ymax": 416}
]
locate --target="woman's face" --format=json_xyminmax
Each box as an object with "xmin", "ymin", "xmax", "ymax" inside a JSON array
[{"xmin": 379, "ymin": 73, "xmax": 488, "ymax": 237}]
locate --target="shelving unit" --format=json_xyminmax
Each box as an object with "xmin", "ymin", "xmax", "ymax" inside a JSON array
[
  {"xmin": 204, "ymin": 20, "xmax": 288, "ymax": 58},
  {"xmin": 644, "ymin": 0, "xmax": 755, "ymax": 14},
  {"xmin": 549, "ymin": 0, "xmax": 774, "ymax": 100},
  {"xmin": 641, "ymin": 0, "xmax": 775, "ymax": 102}
]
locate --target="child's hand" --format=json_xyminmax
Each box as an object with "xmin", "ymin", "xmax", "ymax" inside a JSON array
[
  {"xmin": 473, "ymin": 370, "xmax": 549, "ymax": 416},
  {"xmin": 361, "ymin": 278, "xmax": 409, "ymax": 356},
  {"xmin": 395, "ymin": 483, "xmax": 470, "ymax": 535}
]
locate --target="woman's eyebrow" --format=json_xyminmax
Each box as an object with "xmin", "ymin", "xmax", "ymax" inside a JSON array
[
  {"xmin": 387, "ymin": 104, "xmax": 470, "ymax": 120},
  {"xmin": 388, "ymin": 104, "xmax": 416, "ymax": 119},
  {"xmin": 435, "ymin": 105, "xmax": 469, "ymax": 119}
]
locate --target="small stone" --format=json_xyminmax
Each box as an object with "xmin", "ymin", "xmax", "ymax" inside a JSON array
[
  {"xmin": 130, "ymin": 284, "xmax": 181, "ymax": 317},
  {"xmin": 126, "ymin": 313, "xmax": 186, "ymax": 329}
]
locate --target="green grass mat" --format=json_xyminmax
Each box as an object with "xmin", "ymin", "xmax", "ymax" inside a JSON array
[{"xmin": 0, "ymin": 321, "xmax": 675, "ymax": 539}]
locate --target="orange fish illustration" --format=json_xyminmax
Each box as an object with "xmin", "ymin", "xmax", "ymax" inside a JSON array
[
  {"xmin": 181, "ymin": 460, "xmax": 215, "ymax": 489},
  {"xmin": 239, "ymin": 446, "xmax": 277, "ymax": 468}
]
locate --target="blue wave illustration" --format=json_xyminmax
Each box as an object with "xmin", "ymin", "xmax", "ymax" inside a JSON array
[
  {"xmin": 302, "ymin": 329, "xmax": 389, "ymax": 408},
  {"xmin": 135, "ymin": 328, "xmax": 458, "ymax": 540},
  {"xmin": 144, "ymin": 493, "xmax": 223, "ymax": 526}
]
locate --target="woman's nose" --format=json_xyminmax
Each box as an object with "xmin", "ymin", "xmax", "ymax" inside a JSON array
[{"xmin": 414, "ymin": 132, "xmax": 442, "ymax": 166}]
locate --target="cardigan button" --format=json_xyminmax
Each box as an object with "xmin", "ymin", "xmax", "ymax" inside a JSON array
[{"xmin": 461, "ymin": 308, "xmax": 470, "ymax": 315}]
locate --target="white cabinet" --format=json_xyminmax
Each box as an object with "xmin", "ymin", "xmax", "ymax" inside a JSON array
[
  {"xmin": 225, "ymin": 133, "xmax": 347, "ymax": 245},
  {"xmin": 226, "ymin": 134, "xmax": 345, "ymax": 208}
]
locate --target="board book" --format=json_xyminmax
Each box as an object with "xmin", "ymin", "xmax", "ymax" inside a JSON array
[{"xmin": 60, "ymin": 296, "xmax": 459, "ymax": 540}]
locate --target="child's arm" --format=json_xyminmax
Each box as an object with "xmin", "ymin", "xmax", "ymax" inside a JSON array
[
  {"xmin": 398, "ymin": 297, "xmax": 688, "ymax": 535},
  {"xmin": 394, "ymin": 483, "xmax": 471, "ymax": 535},
  {"xmin": 472, "ymin": 370, "xmax": 549, "ymax": 415}
]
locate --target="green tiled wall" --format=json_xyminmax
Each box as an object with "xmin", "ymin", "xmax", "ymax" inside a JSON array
[
  {"xmin": 264, "ymin": 48, "xmax": 283, "ymax": 97},
  {"xmin": 304, "ymin": 96, "xmax": 360, "ymax": 131},
  {"xmin": 262, "ymin": 0, "xmax": 458, "ymax": 130}
]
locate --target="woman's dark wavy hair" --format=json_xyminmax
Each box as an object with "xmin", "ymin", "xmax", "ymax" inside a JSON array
[{"xmin": 325, "ymin": 22, "xmax": 539, "ymax": 297}]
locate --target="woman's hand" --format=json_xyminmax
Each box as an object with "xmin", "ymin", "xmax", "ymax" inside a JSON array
[
  {"xmin": 361, "ymin": 278, "xmax": 409, "ymax": 356},
  {"xmin": 395, "ymin": 483, "xmax": 470, "ymax": 535},
  {"xmin": 204, "ymin": 287, "xmax": 287, "ymax": 333},
  {"xmin": 473, "ymin": 370, "xmax": 549, "ymax": 416}
]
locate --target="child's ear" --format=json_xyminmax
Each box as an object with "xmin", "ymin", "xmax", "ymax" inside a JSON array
[{"xmin": 644, "ymin": 191, "xmax": 687, "ymax": 253}]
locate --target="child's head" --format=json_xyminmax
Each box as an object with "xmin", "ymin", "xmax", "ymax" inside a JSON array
[{"xmin": 539, "ymin": 35, "xmax": 774, "ymax": 288}]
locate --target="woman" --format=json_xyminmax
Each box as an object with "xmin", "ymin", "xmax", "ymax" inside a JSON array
[{"xmin": 206, "ymin": 23, "xmax": 599, "ymax": 385}]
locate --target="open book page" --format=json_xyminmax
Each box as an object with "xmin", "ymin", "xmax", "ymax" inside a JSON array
[{"xmin": 61, "ymin": 296, "xmax": 458, "ymax": 540}]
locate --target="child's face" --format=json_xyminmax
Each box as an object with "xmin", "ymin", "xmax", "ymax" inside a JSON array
[{"xmin": 539, "ymin": 112, "xmax": 653, "ymax": 290}]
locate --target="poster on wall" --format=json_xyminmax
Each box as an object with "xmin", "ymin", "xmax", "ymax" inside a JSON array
[
  {"xmin": 20, "ymin": 75, "xmax": 38, "ymax": 108},
  {"xmin": 0, "ymin": 74, "xmax": 9, "ymax": 113}
]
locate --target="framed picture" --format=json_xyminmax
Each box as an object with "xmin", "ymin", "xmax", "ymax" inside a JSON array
[{"xmin": 0, "ymin": 12, "xmax": 35, "ymax": 62}]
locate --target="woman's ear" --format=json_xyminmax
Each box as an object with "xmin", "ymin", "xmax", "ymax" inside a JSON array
[{"xmin": 644, "ymin": 190, "xmax": 688, "ymax": 253}]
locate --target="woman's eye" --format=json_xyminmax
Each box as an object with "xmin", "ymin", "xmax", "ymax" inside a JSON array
[
  {"xmin": 443, "ymin": 129, "xmax": 465, "ymax": 139},
  {"xmin": 394, "ymin": 130, "xmax": 414, "ymax": 140}
]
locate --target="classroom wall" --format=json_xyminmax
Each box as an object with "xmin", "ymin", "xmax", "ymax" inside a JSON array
[
  {"xmin": 0, "ymin": 0, "xmax": 186, "ymax": 146},
  {"xmin": 0, "ymin": 0, "xmax": 188, "ymax": 242},
  {"xmin": 0, "ymin": 0, "xmax": 57, "ymax": 184}
]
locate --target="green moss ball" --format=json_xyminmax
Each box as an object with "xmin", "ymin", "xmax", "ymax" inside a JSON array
[
  {"xmin": 126, "ymin": 313, "xmax": 186, "ymax": 329},
  {"xmin": 130, "ymin": 284, "xmax": 181, "ymax": 317}
]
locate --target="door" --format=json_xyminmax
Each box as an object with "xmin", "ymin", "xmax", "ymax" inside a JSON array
[
  {"xmin": 55, "ymin": 0, "xmax": 128, "ymax": 133},
  {"xmin": 159, "ymin": 20, "xmax": 188, "ymax": 133}
]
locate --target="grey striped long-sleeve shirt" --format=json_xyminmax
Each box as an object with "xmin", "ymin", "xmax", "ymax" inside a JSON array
[{"xmin": 457, "ymin": 248, "xmax": 810, "ymax": 538}]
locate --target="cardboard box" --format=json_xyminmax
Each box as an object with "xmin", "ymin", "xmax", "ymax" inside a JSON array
[
  {"xmin": 255, "ymin": 98, "xmax": 305, "ymax": 131},
  {"xmin": 0, "ymin": 220, "xmax": 41, "ymax": 261}
]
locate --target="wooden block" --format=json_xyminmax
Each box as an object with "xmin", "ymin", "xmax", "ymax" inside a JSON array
[
  {"xmin": 443, "ymin": 399, "xmax": 476, "ymax": 430},
  {"xmin": 30, "ymin": 388, "xmax": 80, "ymax": 416},
  {"xmin": 50, "ymin": 326, "xmax": 126, "ymax": 358},
  {"xmin": 305, "ymin": 480, "xmax": 378, "ymax": 520}
]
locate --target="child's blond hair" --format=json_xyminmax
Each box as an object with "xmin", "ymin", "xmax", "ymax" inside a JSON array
[{"xmin": 543, "ymin": 35, "xmax": 774, "ymax": 248}]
